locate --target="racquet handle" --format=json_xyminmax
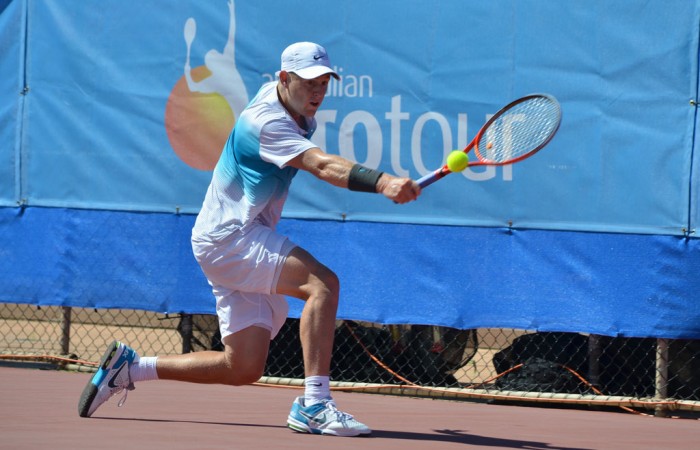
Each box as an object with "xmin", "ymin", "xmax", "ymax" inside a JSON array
[{"xmin": 417, "ymin": 167, "xmax": 449, "ymax": 188}]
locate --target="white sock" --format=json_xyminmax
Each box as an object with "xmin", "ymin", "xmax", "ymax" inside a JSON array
[
  {"xmin": 128, "ymin": 356, "xmax": 159, "ymax": 383},
  {"xmin": 304, "ymin": 375, "xmax": 331, "ymax": 405}
]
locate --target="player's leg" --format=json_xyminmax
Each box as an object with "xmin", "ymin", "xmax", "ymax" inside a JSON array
[
  {"xmin": 143, "ymin": 286, "xmax": 281, "ymax": 386},
  {"xmin": 275, "ymin": 246, "xmax": 371, "ymax": 436},
  {"xmin": 155, "ymin": 325, "xmax": 271, "ymax": 385},
  {"xmin": 78, "ymin": 325, "xmax": 271, "ymax": 418},
  {"xmin": 274, "ymin": 245, "xmax": 339, "ymax": 379}
]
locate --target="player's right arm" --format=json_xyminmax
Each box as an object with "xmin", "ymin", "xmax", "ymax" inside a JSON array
[{"xmin": 286, "ymin": 147, "xmax": 420, "ymax": 204}]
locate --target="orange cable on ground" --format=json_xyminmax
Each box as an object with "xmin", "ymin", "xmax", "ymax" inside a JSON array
[
  {"xmin": 558, "ymin": 363, "xmax": 651, "ymax": 416},
  {"xmin": 0, "ymin": 354, "xmax": 98, "ymax": 366},
  {"xmin": 342, "ymin": 321, "xmax": 419, "ymax": 386},
  {"xmin": 461, "ymin": 363, "xmax": 524, "ymax": 389},
  {"xmin": 334, "ymin": 324, "xmax": 685, "ymax": 416}
]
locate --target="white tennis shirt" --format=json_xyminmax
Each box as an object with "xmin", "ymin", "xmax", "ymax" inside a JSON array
[{"xmin": 192, "ymin": 81, "xmax": 317, "ymax": 243}]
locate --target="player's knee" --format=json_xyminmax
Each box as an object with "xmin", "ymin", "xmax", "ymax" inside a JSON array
[
  {"xmin": 222, "ymin": 360, "xmax": 264, "ymax": 386},
  {"xmin": 317, "ymin": 267, "xmax": 340, "ymax": 300},
  {"xmin": 221, "ymin": 344, "xmax": 267, "ymax": 386},
  {"xmin": 309, "ymin": 276, "xmax": 339, "ymax": 313},
  {"xmin": 234, "ymin": 367, "xmax": 264, "ymax": 385},
  {"xmin": 325, "ymin": 272, "xmax": 340, "ymax": 300}
]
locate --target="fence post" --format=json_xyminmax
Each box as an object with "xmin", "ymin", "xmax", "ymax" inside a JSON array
[
  {"xmin": 179, "ymin": 314, "xmax": 193, "ymax": 354},
  {"xmin": 655, "ymin": 338, "xmax": 670, "ymax": 417},
  {"xmin": 587, "ymin": 334, "xmax": 602, "ymax": 388},
  {"xmin": 60, "ymin": 306, "xmax": 72, "ymax": 355}
]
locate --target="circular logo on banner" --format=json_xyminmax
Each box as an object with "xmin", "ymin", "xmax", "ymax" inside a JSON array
[
  {"xmin": 164, "ymin": 4, "xmax": 248, "ymax": 171},
  {"xmin": 165, "ymin": 66, "xmax": 235, "ymax": 171}
]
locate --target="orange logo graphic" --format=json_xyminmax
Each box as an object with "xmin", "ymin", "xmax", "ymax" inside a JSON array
[{"xmin": 164, "ymin": 1, "xmax": 248, "ymax": 171}]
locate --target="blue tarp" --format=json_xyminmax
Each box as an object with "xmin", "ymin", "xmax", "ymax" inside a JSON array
[{"xmin": 1, "ymin": 207, "xmax": 699, "ymax": 339}]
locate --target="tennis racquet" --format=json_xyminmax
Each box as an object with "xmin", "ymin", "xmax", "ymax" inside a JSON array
[{"xmin": 417, "ymin": 94, "xmax": 562, "ymax": 188}]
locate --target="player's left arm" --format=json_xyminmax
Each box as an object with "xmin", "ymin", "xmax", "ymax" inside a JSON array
[{"xmin": 287, "ymin": 147, "xmax": 420, "ymax": 204}]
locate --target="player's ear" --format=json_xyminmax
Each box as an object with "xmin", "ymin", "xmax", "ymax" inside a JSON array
[{"xmin": 280, "ymin": 71, "xmax": 290, "ymax": 87}]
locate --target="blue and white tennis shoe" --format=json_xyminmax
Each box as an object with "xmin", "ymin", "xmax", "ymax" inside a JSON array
[
  {"xmin": 78, "ymin": 341, "xmax": 138, "ymax": 417},
  {"xmin": 287, "ymin": 396, "xmax": 371, "ymax": 437}
]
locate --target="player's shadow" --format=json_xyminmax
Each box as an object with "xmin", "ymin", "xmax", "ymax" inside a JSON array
[
  {"xmin": 372, "ymin": 429, "xmax": 593, "ymax": 450},
  {"xmin": 98, "ymin": 418, "xmax": 591, "ymax": 449},
  {"xmin": 95, "ymin": 416, "xmax": 288, "ymax": 430}
]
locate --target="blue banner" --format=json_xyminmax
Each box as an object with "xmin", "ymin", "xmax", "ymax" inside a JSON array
[{"xmin": 3, "ymin": 0, "xmax": 698, "ymax": 235}]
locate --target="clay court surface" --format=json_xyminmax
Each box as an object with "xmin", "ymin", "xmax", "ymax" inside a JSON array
[{"xmin": 1, "ymin": 367, "xmax": 697, "ymax": 450}]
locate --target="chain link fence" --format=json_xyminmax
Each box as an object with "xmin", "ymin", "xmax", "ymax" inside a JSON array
[{"xmin": 1, "ymin": 303, "xmax": 699, "ymax": 417}]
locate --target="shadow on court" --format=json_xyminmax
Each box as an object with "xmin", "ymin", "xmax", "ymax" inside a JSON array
[{"xmin": 372, "ymin": 429, "xmax": 591, "ymax": 450}]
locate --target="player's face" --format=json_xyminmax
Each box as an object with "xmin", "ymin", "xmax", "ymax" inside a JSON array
[{"xmin": 285, "ymin": 72, "xmax": 331, "ymax": 118}]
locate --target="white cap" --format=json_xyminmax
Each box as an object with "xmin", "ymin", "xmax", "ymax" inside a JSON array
[{"xmin": 280, "ymin": 42, "xmax": 339, "ymax": 80}]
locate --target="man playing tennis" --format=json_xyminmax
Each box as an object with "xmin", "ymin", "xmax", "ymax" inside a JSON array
[{"xmin": 78, "ymin": 41, "xmax": 420, "ymax": 437}]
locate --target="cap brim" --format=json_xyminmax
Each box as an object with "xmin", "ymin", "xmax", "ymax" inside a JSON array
[{"xmin": 292, "ymin": 65, "xmax": 339, "ymax": 80}]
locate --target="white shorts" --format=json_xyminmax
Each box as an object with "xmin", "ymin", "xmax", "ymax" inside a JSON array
[{"xmin": 191, "ymin": 224, "xmax": 296, "ymax": 340}]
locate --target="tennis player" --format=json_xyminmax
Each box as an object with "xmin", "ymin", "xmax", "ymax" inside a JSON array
[{"xmin": 78, "ymin": 41, "xmax": 420, "ymax": 437}]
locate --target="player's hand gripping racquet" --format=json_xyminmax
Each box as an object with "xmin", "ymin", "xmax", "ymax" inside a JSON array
[{"xmin": 417, "ymin": 94, "xmax": 562, "ymax": 188}]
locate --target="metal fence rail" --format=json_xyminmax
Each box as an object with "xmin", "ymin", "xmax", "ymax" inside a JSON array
[{"xmin": 1, "ymin": 303, "xmax": 699, "ymax": 417}]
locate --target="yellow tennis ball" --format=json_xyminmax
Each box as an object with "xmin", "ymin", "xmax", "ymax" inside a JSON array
[{"xmin": 446, "ymin": 150, "xmax": 469, "ymax": 172}]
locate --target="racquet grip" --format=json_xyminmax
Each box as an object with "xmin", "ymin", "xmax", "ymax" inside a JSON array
[{"xmin": 417, "ymin": 170, "xmax": 442, "ymax": 188}]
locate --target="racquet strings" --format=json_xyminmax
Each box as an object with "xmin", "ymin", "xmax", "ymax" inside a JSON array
[{"xmin": 476, "ymin": 95, "xmax": 560, "ymax": 164}]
